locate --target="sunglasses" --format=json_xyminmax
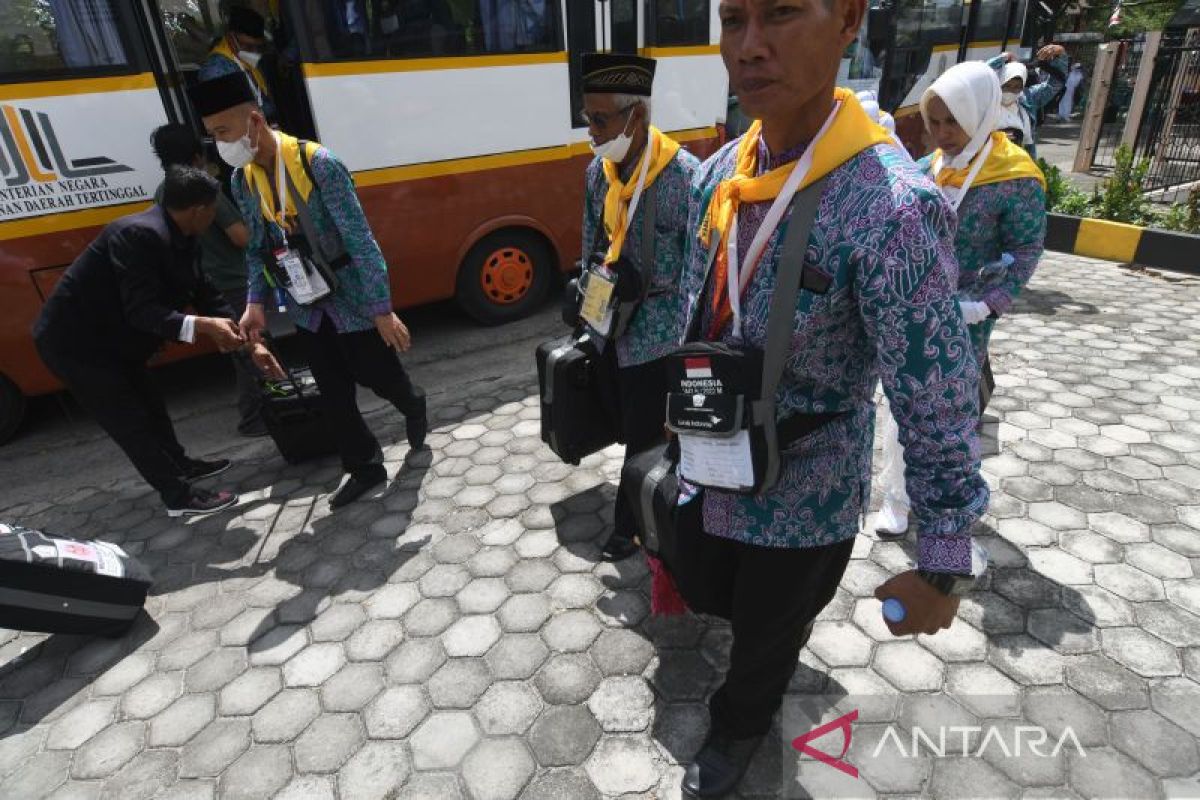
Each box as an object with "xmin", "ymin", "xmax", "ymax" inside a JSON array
[{"xmin": 581, "ymin": 104, "xmax": 636, "ymax": 129}]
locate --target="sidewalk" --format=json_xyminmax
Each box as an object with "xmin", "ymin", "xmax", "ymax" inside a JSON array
[{"xmin": 0, "ymin": 252, "xmax": 1198, "ymax": 799}]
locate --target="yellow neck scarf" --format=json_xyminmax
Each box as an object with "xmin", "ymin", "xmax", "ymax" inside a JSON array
[
  {"xmin": 932, "ymin": 131, "xmax": 1046, "ymax": 192},
  {"xmin": 211, "ymin": 36, "xmax": 270, "ymax": 99},
  {"xmin": 243, "ymin": 132, "xmax": 319, "ymax": 229},
  {"xmin": 601, "ymin": 126, "xmax": 680, "ymax": 263},
  {"xmin": 700, "ymin": 88, "xmax": 893, "ymax": 336}
]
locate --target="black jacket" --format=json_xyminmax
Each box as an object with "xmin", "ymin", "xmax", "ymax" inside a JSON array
[{"xmin": 34, "ymin": 206, "xmax": 234, "ymax": 364}]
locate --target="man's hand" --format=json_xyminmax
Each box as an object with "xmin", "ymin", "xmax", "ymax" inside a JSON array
[
  {"xmin": 240, "ymin": 303, "xmax": 267, "ymax": 343},
  {"xmin": 1037, "ymin": 44, "xmax": 1066, "ymax": 61},
  {"xmin": 1001, "ymin": 51, "xmax": 1016, "ymax": 63},
  {"xmin": 196, "ymin": 317, "xmax": 245, "ymax": 352},
  {"xmin": 874, "ymin": 570, "xmax": 961, "ymax": 636},
  {"xmin": 375, "ymin": 312, "xmax": 412, "ymax": 352},
  {"xmin": 248, "ymin": 342, "xmax": 286, "ymax": 380}
]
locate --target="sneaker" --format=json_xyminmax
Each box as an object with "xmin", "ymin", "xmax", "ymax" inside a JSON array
[
  {"xmin": 682, "ymin": 729, "xmax": 764, "ymax": 798},
  {"xmin": 237, "ymin": 419, "xmax": 269, "ymax": 438},
  {"xmin": 874, "ymin": 498, "xmax": 910, "ymax": 540},
  {"xmin": 180, "ymin": 457, "xmax": 232, "ymax": 481},
  {"xmin": 167, "ymin": 488, "xmax": 238, "ymax": 518}
]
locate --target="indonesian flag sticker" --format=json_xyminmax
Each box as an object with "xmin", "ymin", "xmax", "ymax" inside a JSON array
[{"xmin": 685, "ymin": 357, "xmax": 712, "ymax": 379}]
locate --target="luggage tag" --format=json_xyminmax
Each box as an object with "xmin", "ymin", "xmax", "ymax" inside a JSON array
[
  {"xmin": 667, "ymin": 355, "xmax": 755, "ymax": 492},
  {"xmin": 579, "ymin": 265, "xmax": 616, "ymax": 339}
]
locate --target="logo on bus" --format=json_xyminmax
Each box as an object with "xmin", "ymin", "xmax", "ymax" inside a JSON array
[{"xmin": 0, "ymin": 103, "xmax": 147, "ymax": 220}]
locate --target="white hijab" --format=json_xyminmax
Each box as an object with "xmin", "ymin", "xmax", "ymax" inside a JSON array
[
  {"xmin": 998, "ymin": 62, "xmax": 1032, "ymax": 144},
  {"xmin": 921, "ymin": 61, "xmax": 1002, "ymax": 170},
  {"xmin": 856, "ymin": 90, "xmax": 910, "ymax": 159}
]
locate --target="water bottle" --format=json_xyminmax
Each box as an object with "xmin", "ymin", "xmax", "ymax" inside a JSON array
[
  {"xmin": 979, "ymin": 252, "xmax": 1014, "ymax": 281},
  {"xmin": 881, "ymin": 540, "xmax": 989, "ymax": 625}
]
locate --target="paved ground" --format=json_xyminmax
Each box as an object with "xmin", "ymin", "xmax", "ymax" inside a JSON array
[{"xmin": 1, "ymin": 253, "xmax": 1199, "ymax": 800}]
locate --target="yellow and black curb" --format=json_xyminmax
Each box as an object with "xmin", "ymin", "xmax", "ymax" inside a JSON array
[{"xmin": 1046, "ymin": 213, "xmax": 1200, "ymax": 274}]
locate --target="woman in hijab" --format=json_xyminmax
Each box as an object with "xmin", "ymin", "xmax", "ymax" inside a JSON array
[
  {"xmin": 875, "ymin": 61, "xmax": 1047, "ymax": 540},
  {"xmin": 989, "ymin": 44, "xmax": 1069, "ymax": 156}
]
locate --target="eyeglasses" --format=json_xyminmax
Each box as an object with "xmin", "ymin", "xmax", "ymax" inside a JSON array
[{"xmin": 581, "ymin": 104, "xmax": 635, "ymax": 129}]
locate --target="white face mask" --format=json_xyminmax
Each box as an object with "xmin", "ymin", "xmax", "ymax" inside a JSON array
[
  {"xmin": 238, "ymin": 49, "xmax": 262, "ymax": 68},
  {"xmin": 217, "ymin": 118, "xmax": 258, "ymax": 168},
  {"xmin": 589, "ymin": 109, "xmax": 636, "ymax": 163},
  {"xmin": 1001, "ymin": 91, "xmax": 1020, "ymax": 107}
]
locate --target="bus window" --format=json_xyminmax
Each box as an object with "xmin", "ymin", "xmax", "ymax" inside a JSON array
[
  {"xmin": 160, "ymin": 0, "xmax": 225, "ymax": 68},
  {"xmin": 611, "ymin": 0, "xmax": 637, "ymax": 54},
  {"xmin": 0, "ymin": 0, "xmax": 130, "ymax": 76},
  {"xmin": 649, "ymin": 0, "xmax": 710, "ymax": 47},
  {"xmin": 300, "ymin": 0, "xmax": 560, "ymax": 60},
  {"xmin": 972, "ymin": 0, "xmax": 1009, "ymax": 46},
  {"xmin": 1007, "ymin": 0, "xmax": 1029, "ymax": 47}
]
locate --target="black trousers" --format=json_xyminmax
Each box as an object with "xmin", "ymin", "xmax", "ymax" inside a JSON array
[
  {"xmin": 295, "ymin": 317, "xmax": 425, "ymax": 479},
  {"xmin": 220, "ymin": 289, "xmax": 263, "ymax": 429},
  {"xmin": 36, "ymin": 341, "xmax": 192, "ymax": 507},
  {"xmin": 671, "ymin": 516, "xmax": 855, "ymax": 738},
  {"xmin": 612, "ymin": 357, "xmax": 669, "ymax": 543}
]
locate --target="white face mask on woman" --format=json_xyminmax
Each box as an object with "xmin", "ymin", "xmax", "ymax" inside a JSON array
[
  {"xmin": 1001, "ymin": 91, "xmax": 1021, "ymax": 107},
  {"xmin": 238, "ymin": 49, "xmax": 263, "ymax": 68},
  {"xmin": 216, "ymin": 117, "xmax": 259, "ymax": 168}
]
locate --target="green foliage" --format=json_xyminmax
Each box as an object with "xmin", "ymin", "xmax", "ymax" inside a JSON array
[
  {"xmin": 1085, "ymin": 0, "xmax": 1182, "ymax": 37},
  {"xmin": 1091, "ymin": 144, "xmax": 1157, "ymax": 224},
  {"xmin": 1155, "ymin": 188, "xmax": 1200, "ymax": 234},
  {"xmin": 1039, "ymin": 157, "xmax": 1096, "ymax": 216}
]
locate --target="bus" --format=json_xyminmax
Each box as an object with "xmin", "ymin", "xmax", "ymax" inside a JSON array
[
  {"xmin": 853, "ymin": 0, "xmax": 1040, "ymax": 153},
  {"xmin": 0, "ymin": 0, "xmax": 728, "ymax": 443}
]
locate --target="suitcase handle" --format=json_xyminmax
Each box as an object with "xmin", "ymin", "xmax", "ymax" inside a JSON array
[{"xmin": 260, "ymin": 333, "xmax": 313, "ymax": 404}]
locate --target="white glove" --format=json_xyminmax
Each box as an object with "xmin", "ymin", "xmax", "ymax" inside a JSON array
[{"xmin": 959, "ymin": 300, "xmax": 992, "ymax": 325}]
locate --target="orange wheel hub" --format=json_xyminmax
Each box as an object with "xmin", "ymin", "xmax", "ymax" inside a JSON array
[{"xmin": 480, "ymin": 246, "xmax": 534, "ymax": 305}]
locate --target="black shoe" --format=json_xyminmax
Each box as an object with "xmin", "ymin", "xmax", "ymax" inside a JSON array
[
  {"xmin": 166, "ymin": 488, "xmax": 238, "ymax": 518},
  {"xmin": 600, "ymin": 534, "xmax": 640, "ymax": 562},
  {"xmin": 682, "ymin": 730, "xmax": 764, "ymax": 798},
  {"xmin": 180, "ymin": 457, "xmax": 232, "ymax": 481},
  {"xmin": 406, "ymin": 398, "xmax": 428, "ymax": 450},
  {"xmin": 330, "ymin": 472, "xmax": 386, "ymax": 509},
  {"xmin": 237, "ymin": 419, "xmax": 269, "ymax": 438}
]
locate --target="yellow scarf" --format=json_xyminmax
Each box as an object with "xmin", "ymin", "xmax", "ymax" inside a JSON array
[
  {"xmin": 601, "ymin": 126, "xmax": 681, "ymax": 263},
  {"xmin": 932, "ymin": 131, "xmax": 1046, "ymax": 191},
  {"xmin": 210, "ymin": 36, "xmax": 270, "ymax": 101},
  {"xmin": 243, "ymin": 133, "xmax": 319, "ymax": 230},
  {"xmin": 701, "ymin": 88, "xmax": 893, "ymax": 335}
]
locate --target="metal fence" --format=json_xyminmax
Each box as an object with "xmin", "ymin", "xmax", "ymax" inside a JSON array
[
  {"xmin": 1091, "ymin": 35, "xmax": 1149, "ymax": 171},
  {"xmin": 1130, "ymin": 29, "xmax": 1200, "ymax": 202}
]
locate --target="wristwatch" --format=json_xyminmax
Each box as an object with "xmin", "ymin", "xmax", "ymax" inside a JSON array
[{"xmin": 917, "ymin": 570, "xmax": 976, "ymax": 596}]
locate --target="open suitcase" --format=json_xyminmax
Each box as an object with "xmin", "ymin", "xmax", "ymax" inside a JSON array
[
  {"xmin": 535, "ymin": 333, "xmax": 620, "ymax": 466},
  {"xmin": 261, "ymin": 365, "xmax": 340, "ymax": 465},
  {"xmin": 0, "ymin": 522, "xmax": 153, "ymax": 637}
]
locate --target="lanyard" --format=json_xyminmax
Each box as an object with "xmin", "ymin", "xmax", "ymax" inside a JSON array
[
  {"xmin": 933, "ymin": 135, "xmax": 994, "ymax": 212},
  {"xmin": 724, "ymin": 101, "xmax": 840, "ymax": 338}
]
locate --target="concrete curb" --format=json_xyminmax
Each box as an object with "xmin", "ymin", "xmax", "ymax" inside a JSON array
[{"xmin": 1046, "ymin": 212, "xmax": 1200, "ymax": 274}]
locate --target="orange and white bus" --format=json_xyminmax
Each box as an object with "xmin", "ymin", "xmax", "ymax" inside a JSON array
[{"xmin": 0, "ymin": 0, "xmax": 727, "ymax": 442}]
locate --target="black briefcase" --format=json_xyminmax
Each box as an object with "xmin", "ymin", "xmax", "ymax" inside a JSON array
[
  {"xmin": 536, "ymin": 334, "xmax": 620, "ymax": 465},
  {"xmin": 0, "ymin": 522, "xmax": 153, "ymax": 637},
  {"xmin": 261, "ymin": 367, "xmax": 339, "ymax": 464},
  {"xmin": 620, "ymin": 443, "xmax": 685, "ymax": 564}
]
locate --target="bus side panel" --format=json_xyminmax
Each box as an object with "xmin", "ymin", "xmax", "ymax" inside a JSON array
[
  {"xmin": 355, "ymin": 151, "xmax": 590, "ymax": 308},
  {"xmin": 650, "ymin": 53, "xmax": 729, "ymax": 137}
]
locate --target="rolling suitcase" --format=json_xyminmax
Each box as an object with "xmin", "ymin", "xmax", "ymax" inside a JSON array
[
  {"xmin": 261, "ymin": 365, "xmax": 340, "ymax": 465},
  {"xmin": 0, "ymin": 522, "xmax": 153, "ymax": 637},
  {"xmin": 536, "ymin": 333, "xmax": 620, "ymax": 465}
]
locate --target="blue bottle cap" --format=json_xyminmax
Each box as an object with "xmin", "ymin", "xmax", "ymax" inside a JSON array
[{"xmin": 882, "ymin": 598, "xmax": 906, "ymax": 624}]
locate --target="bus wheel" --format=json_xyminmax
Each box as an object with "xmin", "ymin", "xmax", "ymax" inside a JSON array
[
  {"xmin": 456, "ymin": 230, "xmax": 553, "ymax": 325},
  {"xmin": 0, "ymin": 374, "xmax": 26, "ymax": 446}
]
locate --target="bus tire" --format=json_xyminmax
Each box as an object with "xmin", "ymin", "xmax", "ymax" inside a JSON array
[
  {"xmin": 456, "ymin": 229, "xmax": 554, "ymax": 325},
  {"xmin": 0, "ymin": 373, "xmax": 26, "ymax": 446}
]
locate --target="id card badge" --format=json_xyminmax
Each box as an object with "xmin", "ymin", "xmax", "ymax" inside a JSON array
[
  {"xmin": 678, "ymin": 430, "xmax": 755, "ymax": 491},
  {"xmin": 579, "ymin": 267, "xmax": 616, "ymax": 336},
  {"xmin": 276, "ymin": 248, "xmax": 330, "ymax": 305}
]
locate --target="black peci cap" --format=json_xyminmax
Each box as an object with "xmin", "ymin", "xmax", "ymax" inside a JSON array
[
  {"xmin": 228, "ymin": 7, "xmax": 266, "ymax": 39},
  {"xmin": 581, "ymin": 53, "xmax": 656, "ymax": 96},
  {"xmin": 188, "ymin": 72, "xmax": 258, "ymax": 117}
]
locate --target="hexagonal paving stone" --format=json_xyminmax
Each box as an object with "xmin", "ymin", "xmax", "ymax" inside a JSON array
[
  {"xmin": 1150, "ymin": 677, "xmax": 1200, "ymax": 737},
  {"xmin": 1021, "ymin": 686, "xmax": 1108, "ymax": 747},
  {"xmin": 498, "ymin": 594, "xmax": 553, "ymax": 633},
  {"xmin": 385, "ymin": 637, "xmax": 447, "ymax": 684},
  {"xmin": 873, "ymin": 641, "xmax": 945, "ymax": 692},
  {"xmin": 1111, "ymin": 708, "xmax": 1200, "ymax": 777},
  {"xmin": 293, "ymin": 713, "xmax": 363, "ymax": 773},
  {"xmin": 364, "ymin": 685, "xmax": 430, "ymax": 739},
  {"xmin": 504, "ymin": 559, "xmax": 560, "ymax": 593},
  {"xmin": 529, "ymin": 704, "xmax": 602, "ymax": 767},
  {"xmin": 337, "ymin": 741, "xmax": 411, "ymax": 800},
  {"xmin": 473, "ymin": 681, "xmax": 541, "ymax": 736},
  {"xmin": 442, "ymin": 615, "xmax": 502, "ymax": 657},
  {"xmin": 485, "ymin": 633, "xmax": 551, "ymax": 681},
  {"xmin": 178, "ymin": 718, "xmax": 250, "ymax": 778},
  {"xmin": 461, "ymin": 737, "xmax": 536, "ymax": 800},
  {"xmin": 584, "ymin": 735, "xmax": 659, "ymax": 795},
  {"xmin": 541, "ymin": 610, "xmax": 604, "ymax": 653},
  {"xmin": 428, "ymin": 657, "xmax": 492, "ymax": 708},
  {"xmin": 219, "ymin": 745, "xmax": 294, "ymax": 800},
  {"xmin": 1135, "ymin": 603, "xmax": 1200, "ymax": 648},
  {"xmin": 649, "ymin": 649, "xmax": 716, "ymax": 702},
  {"xmin": 122, "ymin": 672, "xmax": 184, "ymax": 720},
  {"xmin": 47, "ymin": 697, "xmax": 118, "ymax": 750},
  {"xmin": 1068, "ymin": 747, "xmax": 1158, "ymax": 800},
  {"xmin": 148, "ymin": 694, "xmax": 215, "ymax": 747},
  {"xmin": 282, "ymin": 642, "xmax": 345, "ymax": 687},
  {"xmin": 218, "ymin": 667, "xmax": 282, "ymax": 716},
  {"xmin": 987, "ymin": 636, "xmax": 1065, "ymax": 685},
  {"xmin": 346, "ymin": 619, "xmax": 406, "ymax": 662},
  {"xmin": 548, "ymin": 574, "xmax": 605, "ymax": 609},
  {"xmin": 1089, "ymin": 512, "xmax": 1151, "ymax": 544},
  {"xmin": 419, "ymin": 564, "xmax": 472, "ymax": 598},
  {"xmin": 1027, "ymin": 608, "xmax": 1100, "ymax": 654},
  {"xmin": 456, "ymin": 577, "xmax": 511, "ymax": 613},
  {"xmin": 520, "ymin": 768, "xmax": 600, "ymax": 800},
  {"xmin": 1101, "ymin": 627, "xmax": 1181, "ymax": 677},
  {"xmin": 1065, "ymin": 654, "xmax": 1150, "ymax": 710},
  {"xmin": 535, "ymin": 653, "xmax": 603, "ymax": 705},
  {"xmin": 320, "ymin": 662, "xmax": 384, "ymax": 712},
  {"xmin": 587, "ymin": 676, "xmax": 655, "ymax": 732},
  {"xmin": 251, "ymin": 689, "xmax": 320, "ymax": 743},
  {"xmin": 71, "ymin": 721, "xmax": 145, "ymax": 779},
  {"xmin": 945, "ymin": 664, "xmax": 1021, "ymax": 718},
  {"xmin": 918, "ymin": 620, "xmax": 989, "ymax": 662},
  {"xmin": 410, "ymin": 711, "xmax": 480, "ymax": 770},
  {"xmin": 1094, "ymin": 564, "xmax": 1165, "ymax": 602},
  {"xmin": 806, "ymin": 621, "xmax": 874, "ymax": 668},
  {"xmin": 247, "ymin": 625, "xmax": 308, "ymax": 667},
  {"xmin": 1027, "ymin": 549, "xmax": 1093, "ymax": 586}
]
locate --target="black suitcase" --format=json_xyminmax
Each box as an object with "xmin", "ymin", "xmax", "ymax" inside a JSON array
[
  {"xmin": 261, "ymin": 367, "xmax": 340, "ymax": 464},
  {"xmin": 536, "ymin": 334, "xmax": 620, "ymax": 465},
  {"xmin": 0, "ymin": 522, "xmax": 153, "ymax": 637}
]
